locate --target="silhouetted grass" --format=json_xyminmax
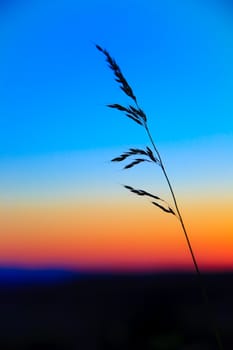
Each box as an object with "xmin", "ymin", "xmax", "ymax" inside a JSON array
[{"xmin": 96, "ymin": 44, "xmax": 224, "ymax": 350}]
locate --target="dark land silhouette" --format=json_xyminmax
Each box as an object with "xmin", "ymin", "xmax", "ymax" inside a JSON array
[{"xmin": 0, "ymin": 269, "xmax": 232, "ymax": 349}]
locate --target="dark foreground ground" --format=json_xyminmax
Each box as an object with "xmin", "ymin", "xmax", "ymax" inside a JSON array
[{"xmin": 0, "ymin": 271, "xmax": 232, "ymax": 349}]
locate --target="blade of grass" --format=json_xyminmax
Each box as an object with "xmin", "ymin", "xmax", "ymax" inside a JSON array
[{"xmin": 96, "ymin": 44, "xmax": 224, "ymax": 350}]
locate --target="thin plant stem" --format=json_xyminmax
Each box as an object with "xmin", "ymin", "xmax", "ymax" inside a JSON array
[
  {"xmin": 144, "ymin": 123, "xmax": 200, "ymax": 272},
  {"xmin": 144, "ymin": 122, "xmax": 224, "ymax": 350}
]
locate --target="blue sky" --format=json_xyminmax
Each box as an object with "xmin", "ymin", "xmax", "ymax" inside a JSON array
[
  {"xmin": 1, "ymin": 0, "xmax": 233, "ymax": 203},
  {"xmin": 1, "ymin": 0, "xmax": 233, "ymax": 158},
  {"xmin": 0, "ymin": 0, "xmax": 233, "ymax": 271}
]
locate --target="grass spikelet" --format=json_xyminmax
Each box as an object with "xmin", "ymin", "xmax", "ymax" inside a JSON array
[
  {"xmin": 96, "ymin": 44, "xmax": 137, "ymax": 102},
  {"xmin": 111, "ymin": 147, "xmax": 158, "ymax": 167},
  {"xmin": 123, "ymin": 158, "xmax": 149, "ymax": 169}
]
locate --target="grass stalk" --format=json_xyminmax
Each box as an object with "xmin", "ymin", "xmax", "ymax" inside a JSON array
[
  {"xmin": 96, "ymin": 44, "xmax": 224, "ymax": 350},
  {"xmin": 144, "ymin": 123, "xmax": 223, "ymax": 350}
]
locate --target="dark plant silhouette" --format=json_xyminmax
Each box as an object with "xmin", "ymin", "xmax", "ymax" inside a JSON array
[{"xmin": 96, "ymin": 44, "xmax": 224, "ymax": 350}]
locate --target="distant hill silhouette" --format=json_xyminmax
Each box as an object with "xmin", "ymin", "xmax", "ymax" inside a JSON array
[
  {"xmin": 0, "ymin": 267, "xmax": 76, "ymax": 285},
  {"xmin": 0, "ymin": 270, "xmax": 232, "ymax": 349}
]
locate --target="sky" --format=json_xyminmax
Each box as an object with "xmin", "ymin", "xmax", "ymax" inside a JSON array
[{"xmin": 0, "ymin": 0, "xmax": 233, "ymax": 272}]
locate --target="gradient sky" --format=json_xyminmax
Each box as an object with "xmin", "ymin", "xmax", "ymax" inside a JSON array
[{"xmin": 1, "ymin": 0, "xmax": 233, "ymax": 272}]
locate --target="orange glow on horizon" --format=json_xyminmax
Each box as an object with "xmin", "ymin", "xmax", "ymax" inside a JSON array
[{"xmin": 0, "ymin": 197, "xmax": 232, "ymax": 272}]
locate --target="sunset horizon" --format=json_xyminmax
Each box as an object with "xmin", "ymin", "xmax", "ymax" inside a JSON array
[{"xmin": 1, "ymin": 0, "xmax": 232, "ymax": 275}]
